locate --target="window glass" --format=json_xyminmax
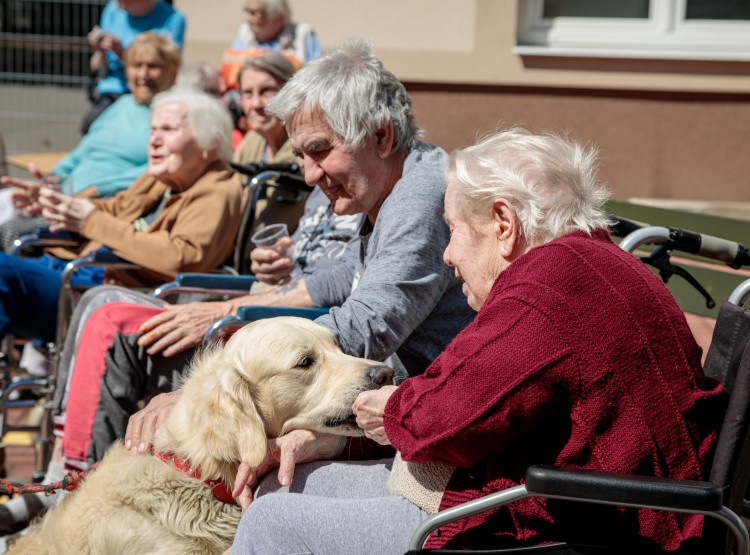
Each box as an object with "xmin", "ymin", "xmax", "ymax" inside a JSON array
[
  {"xmin": 542, "ymin": 0, "xmax": 650, "ymax": 19},
  {"xmin": 685, "ymin": 0, "xmax": 750, "ymax": 20}
]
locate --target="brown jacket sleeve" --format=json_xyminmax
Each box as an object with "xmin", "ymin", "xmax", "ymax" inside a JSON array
[{"xmin": 49, "ymin": 161, "xmax": 245, "ymax": 286}]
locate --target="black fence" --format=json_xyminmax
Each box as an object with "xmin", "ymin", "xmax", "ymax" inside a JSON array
[{"xmin": 0, "ymin": 0, "xmax": 107, "ymax": 87}]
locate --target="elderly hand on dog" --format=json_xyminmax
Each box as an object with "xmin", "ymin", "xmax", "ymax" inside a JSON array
[
  {"xmin": 232, "ymin": 430, "xmax": 343, "ymax": 511},
  {"xmin": 232, "ymin": 385, "xmax": 398, "ymax": 512}
]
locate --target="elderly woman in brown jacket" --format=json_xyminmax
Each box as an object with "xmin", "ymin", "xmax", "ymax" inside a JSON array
[{"xmin": 0, "ymin": 87, "xmax": 244, "ymax": 344}]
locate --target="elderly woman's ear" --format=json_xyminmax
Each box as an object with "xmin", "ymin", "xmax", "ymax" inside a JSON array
[{"xmin": 491, "ymin": 198, "xmax": 519, "ymax": 258}]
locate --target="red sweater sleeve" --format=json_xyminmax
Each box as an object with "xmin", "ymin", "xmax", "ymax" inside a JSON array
[{"xmin": 383, "ymin": 296, "xmax": 573, "ymax": 468}]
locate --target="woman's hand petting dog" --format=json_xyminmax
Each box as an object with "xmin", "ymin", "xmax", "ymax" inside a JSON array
[
  {"xmin": 352, "ymin": 385, "xmax": 397, "ymax": 445},
  {"xmin": 125, "ymin": 390, "xmax": 183, "ymax": 453},
  {"xmin": 233, "ymin": 430, "xmax": 343, "ymax": 512}
]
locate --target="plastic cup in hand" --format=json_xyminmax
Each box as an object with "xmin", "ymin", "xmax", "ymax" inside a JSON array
[{"xmin": 251, "ymin": 223, "xmax": 294, "ymax": 258}]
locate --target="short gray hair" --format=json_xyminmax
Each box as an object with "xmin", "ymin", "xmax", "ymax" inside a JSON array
[
  {"xmin": 266, "ymin": 38, "xmax": 420, "ymax": 153},
  {"xmin": 249, "ymin": 0, "xmax": 291, "ymax": 24},
  {"xmin": 151, "ymin": 87, "xmax": 234, "ymax": 162},
  {"xmin": 446, "ymin": 127, "xmax": 613, "ymax": 246}
]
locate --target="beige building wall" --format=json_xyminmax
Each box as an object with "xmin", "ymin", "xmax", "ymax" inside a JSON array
[{"xmin": 176, "ymin": 0, "xmax": 750, "ymax": 202}]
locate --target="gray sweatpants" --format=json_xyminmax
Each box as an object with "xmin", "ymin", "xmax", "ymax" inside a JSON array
[{"xmin": 231, "ymin": 458, "xmax": 427, "ymax": 555}]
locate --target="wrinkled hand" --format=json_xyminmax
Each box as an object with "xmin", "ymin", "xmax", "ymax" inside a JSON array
[
  {"xmin": 353, "ymin": 385, "xmax": 398, "ymax": 445},
  {"xmin": 37, "ymin": 188, "xmax": 95, "ymax": 232},
  {"xmin": 232, "ymin": 430, "xmax": 342, "ymax": 513},
  {"xmin": 137, "ymin": 302, "xmax": 230, "ymax": 357},
  {"xmin": 125, "ymin": 390, "xmax": 183, "ymax": 454},
  {"xmin": 250, "ymin": 239, "xmax": 295, "ymax": 285},
  {"xmin": 2, "ymin": 178, "xmax": 41, "ymax": 215}
]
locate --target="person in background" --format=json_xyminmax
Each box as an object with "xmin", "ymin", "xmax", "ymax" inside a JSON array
[
  {"xmin": 220, "ymin": 0, "xmax": 320, "ymax": 130},
  {"xmin": 82, "ymin": 0, "xmax": 186, "ymax": 134},
  {"xmin": 0, "ymin": 32, "xmax": 181, "ymax": 255},
  {"xmin": 234, "ymin": 52, "xmax": 297, "ymax": 167},
  {"xmin": 233, "ymin": 53, "xmax": 306, "ymax": 234},
  {"xmin": 229, "ymin": 127, "xmax": 727, "ymax": 554},
  {"xmin": 232, "ymin": 0, "xmax": 320, "ymax": 67},
  {"xmin": 175, "ymin": 61, "xmax": 224, "ymax": 97}
]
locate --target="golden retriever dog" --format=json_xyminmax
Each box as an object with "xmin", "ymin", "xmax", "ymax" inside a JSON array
[{"xmin": 9, "ymin": 317, "xmax": 393, "ymax": 555}]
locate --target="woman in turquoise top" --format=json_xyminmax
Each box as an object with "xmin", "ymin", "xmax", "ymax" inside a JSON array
[
  {"xmin": 83, "ymin": 0, "xmax": 186, "ymax": 133},
  {"xmin": 0, "ymin": 33, "xmax": 181, "ymax": 252}
]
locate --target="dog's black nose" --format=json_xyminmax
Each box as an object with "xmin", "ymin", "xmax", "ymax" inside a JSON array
[{"xmin": 366, "ymin": 365, "xmax": 394, "ymax": 388}]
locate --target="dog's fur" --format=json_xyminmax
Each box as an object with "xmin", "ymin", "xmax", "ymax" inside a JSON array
[{"xmin": 9, "ymin": 317, "xmax": 393, "ymax": 555}]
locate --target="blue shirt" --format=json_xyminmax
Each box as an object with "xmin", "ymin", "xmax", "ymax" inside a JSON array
[
  {"xmin": 96, "ymin": 0, "xmax": 186, "ymax": 95},
  {"xmin": 54, "ymin": 95, "xmax": 150, "ymax": 197}
]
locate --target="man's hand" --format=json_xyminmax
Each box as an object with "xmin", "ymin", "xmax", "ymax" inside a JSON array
[
  {"xmin": 137, "ymin": 301, "xmax": 235, "ymax": 357},
  {"xmin": 352, "ymin": 385, "xmax": 398, "ymax": 445},
  {"xmin": 125, "ymin": 390, "xmax": 183, "ymax": 454},
  {"xmin": 250, "ymin": 240, "xmax": 295, "ymax": 285},
  {"xmin": 37, "ymin": 188, "xmax": 96, "ymax": 232},
  {"xmin": 232, "ymin": 430, "xmax": 343, "ymax": 512}
]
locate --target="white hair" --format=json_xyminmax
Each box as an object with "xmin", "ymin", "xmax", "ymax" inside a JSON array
[
  {"xmin": 151, "ymin": 87, "xmax": 234, "ymax": 162},
  {"xmin": 446, "ymin": 127, "xmax": 613, "ymax": 246},
  {"xmin": 266, "ymin": 38, "xmax": 420, "ymax": 153}
]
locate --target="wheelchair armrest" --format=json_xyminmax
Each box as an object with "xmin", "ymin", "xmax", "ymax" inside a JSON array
[
  {"xmin": 176, "ymin": 273, "xmax": 257, "ymax": 290},
  {"xmin": 235, "ymin": 305, "xmax": 329, "ymax": 321},
  {"xmin": 204, "ymin": 306, "xmax": 330, "ymax": 345},
  {"xmin": 11, "ymin": 227, "xmax": 84, "ymax": 256},
  {"xmin": 526, "ymin": 465, "xmax": 723, "ymax": 512},
  {"xmin": 151, "ymin": 274, "xmax": 258, "ymax": 300},
  {"xmin": 75, "ymin": 245, "xmax": 126, "ymax": 265},
  {"xmin": 408, "ymin": 464, "xmax": 745, "ymax": 553}
]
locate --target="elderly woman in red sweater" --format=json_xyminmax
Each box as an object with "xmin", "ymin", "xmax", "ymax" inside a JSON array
[{"xmin": 229, "ymin": 127, "xmax": 726, "ymax": 554}]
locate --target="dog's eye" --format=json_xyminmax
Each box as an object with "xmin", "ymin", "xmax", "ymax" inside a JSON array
[{"xmin": 295, "ymin": 355, "xmax": 316, "ymax": 369}]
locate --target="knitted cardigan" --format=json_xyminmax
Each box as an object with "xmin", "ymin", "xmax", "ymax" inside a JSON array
[{"xmin": 383, "ymin": 229, "xmax": 727, "ymax": 551}]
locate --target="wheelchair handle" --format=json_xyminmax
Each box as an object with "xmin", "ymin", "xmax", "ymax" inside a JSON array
[
  {"xmin": 619, "ymin": 226, "xmax": 750, "ymax": 268},
  {"xmin": 230, "ymin": 162, "xmax": 301, "ymax": 176}
]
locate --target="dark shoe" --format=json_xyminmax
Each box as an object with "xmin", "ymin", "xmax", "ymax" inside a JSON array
[{"xmin": 0, "ymin": 494, "xmax": 46, "ymax": 536}]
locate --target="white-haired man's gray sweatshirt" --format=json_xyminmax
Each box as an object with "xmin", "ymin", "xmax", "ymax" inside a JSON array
[{"xmin": 315, "ymin": 142, "xmax": 475, "ymax": 378}]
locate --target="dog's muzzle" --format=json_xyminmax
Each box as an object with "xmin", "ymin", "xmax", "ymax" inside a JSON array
[
  {"xmin": 365, "ymin": 365, "xmax": 394, "ymax": 389},
  {"xmin": 323, "ymin": 365, "xmax": 395, "ymax": 429}
]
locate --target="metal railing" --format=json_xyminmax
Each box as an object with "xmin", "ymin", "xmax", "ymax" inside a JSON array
[{"xmin": 0, "ymin": 0, "xmax": 106, "ymax": 156}]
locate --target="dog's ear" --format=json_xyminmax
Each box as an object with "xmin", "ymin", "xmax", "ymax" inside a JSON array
[{"xmin": 235, "ymin": 405, "xmax": 268, "ymax": 467}]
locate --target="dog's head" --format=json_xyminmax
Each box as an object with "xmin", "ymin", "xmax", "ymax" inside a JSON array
[{"xmin": 162, "ymin": 316, "xmax": 393, "ymax": 472}]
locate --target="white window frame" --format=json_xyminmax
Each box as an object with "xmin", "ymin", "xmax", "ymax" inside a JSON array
[{"xmin": 515, "ymin": 0, "xmax": 750, "ymax": 61}]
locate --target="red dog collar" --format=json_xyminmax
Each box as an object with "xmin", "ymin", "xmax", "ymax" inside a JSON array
[{"xmin": 156, "ymin": 451, "xmax": 236, "ymax": 505}]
